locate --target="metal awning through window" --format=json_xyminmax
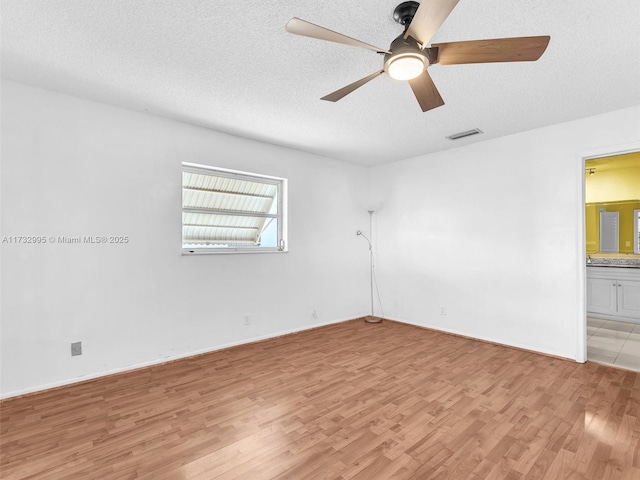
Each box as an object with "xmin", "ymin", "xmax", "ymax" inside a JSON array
[{"xmin": 182, "ymin": 168, "xmax": 279, "ymax": 247}]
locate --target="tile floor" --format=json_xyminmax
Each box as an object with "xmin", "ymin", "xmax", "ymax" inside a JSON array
[{"xmin": 587, "ymin": 317, "xmax": 640, "ymax": 371}]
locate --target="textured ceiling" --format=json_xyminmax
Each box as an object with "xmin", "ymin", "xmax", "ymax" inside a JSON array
[{"xmin": 2, "ymin": 0, "xmax": 640, "ymax": 166}]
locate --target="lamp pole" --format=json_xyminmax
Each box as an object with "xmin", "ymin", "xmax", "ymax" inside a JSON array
[{"xmin": 364, "ymin": 210, "xmax": 381, "ymax": 324}]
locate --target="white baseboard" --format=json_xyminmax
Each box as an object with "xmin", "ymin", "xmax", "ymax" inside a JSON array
[
  {"xmin": 2, "ymin": 314, "xmax": 580, "ymax": 400},
  {"xmin": 0, "ymin": 316, "xmax": 358, "ymax": 400},
  {"xmin": 385, "ymin": 316, "xmax": 579, "ymax": 363},
  {"xmin": 586, "ymin": 314, "xmax": 640, "ymax": 325}
]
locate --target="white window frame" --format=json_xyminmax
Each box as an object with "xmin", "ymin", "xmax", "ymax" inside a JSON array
[
  {"xmin": 182, "ymin": 162, "xmax": 287, "ymax": 254},
  {"xmin": 635, "ymin": 209, "xmax": 640, "ymax": 254}
]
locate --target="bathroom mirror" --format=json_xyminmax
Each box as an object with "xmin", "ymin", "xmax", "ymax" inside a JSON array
[{"xmin": 585, "ymin": 201, "xmax": 640, "ymax": 254}]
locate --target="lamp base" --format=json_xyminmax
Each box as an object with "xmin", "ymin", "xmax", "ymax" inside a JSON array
[{"xmin": 364, "ymin": 315, "xmax": 383, "ymax": 324}]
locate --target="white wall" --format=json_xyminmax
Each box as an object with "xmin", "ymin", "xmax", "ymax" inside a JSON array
[
  {"xmin": 369, "ymin": 106, "xmax": 640, "ymax": 360},
  {"xmin": 0, "ymin": 80, "xmax": 371, "ymax": 398},
  {"xmin": 3, "ymin": 79, "xmax": 639, "ymax": 398}
]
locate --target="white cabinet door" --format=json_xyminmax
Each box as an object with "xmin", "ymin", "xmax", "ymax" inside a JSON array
[
  {"xmin": 587, "ymin": 278, "xmax": 617, "ymax": 315},
  {"xmin": 617, "ymin": 279, "xmax": 640, "ymax": 319}
]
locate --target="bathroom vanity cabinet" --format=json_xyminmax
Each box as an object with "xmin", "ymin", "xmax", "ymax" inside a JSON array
[{"xmin": 587, "ymin": 266, "xmax": 640, "ymax": 321}]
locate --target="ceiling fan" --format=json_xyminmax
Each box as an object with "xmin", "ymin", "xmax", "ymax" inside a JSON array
[{"xmin": 286, "ymin": 0, "xmax": 550, "ymax": 112}]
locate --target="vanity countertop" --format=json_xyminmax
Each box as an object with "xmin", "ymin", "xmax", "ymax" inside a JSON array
[{"xmin": 587, "ymin": 255, "xmax": 640, "ymax": 268}]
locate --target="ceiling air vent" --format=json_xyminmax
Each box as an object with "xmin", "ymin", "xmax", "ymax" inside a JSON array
[{"xmin": 446, "ymin": 128, "xmax": 483, "ymax": 141}]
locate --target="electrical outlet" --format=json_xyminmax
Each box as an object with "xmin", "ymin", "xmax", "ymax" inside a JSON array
[
  {"xmin": 71, "ymin": 341, "xmax": 82, "ymax": 356},
  {"xmin": 243, "ymin": 314, "xmax": 251, "ymax": 326},
  {"xmin": 439, "ymin": 305, "xmax": 446, "ymax": 316},
  {"xmin": 312, "ymin": 308, "xmax": 318, "ymax": 320}
]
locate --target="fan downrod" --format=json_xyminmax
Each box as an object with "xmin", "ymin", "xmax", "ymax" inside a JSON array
[{"xmin": 393, "ymin": 1, "xmax": 420, "ymax": 28}]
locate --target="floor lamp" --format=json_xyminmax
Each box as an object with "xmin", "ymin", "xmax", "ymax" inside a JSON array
[{"xmin": 357, "ymin": 210, "xmax": 382, "ymax": 324}]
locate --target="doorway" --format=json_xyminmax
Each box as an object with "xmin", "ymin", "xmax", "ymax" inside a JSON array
[{"xmin": 581, "ymin": 146, "xmax": 640, "ymax": 366}]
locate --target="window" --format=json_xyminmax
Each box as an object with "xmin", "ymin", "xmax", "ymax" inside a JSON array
[
  {"xmin": 635, "ymin": 209, "xmax": 640, "ymax": 254},
  {"xmin": 182, "ymin": 163, "xmax": 287, "ymax": 254}
]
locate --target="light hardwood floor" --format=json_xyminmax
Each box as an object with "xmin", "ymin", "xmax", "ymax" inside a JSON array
[{"xmin": 2, "ymin": 320, "xmax": 639, "ymax": 479}]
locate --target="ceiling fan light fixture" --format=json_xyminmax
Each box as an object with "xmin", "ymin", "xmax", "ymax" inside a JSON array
[
  {"xmin": 386, "ymin": 53, "xmax": 426, "ymax": 80},
  {"xmin": 287, "ymin": 2, "xmax": 550, "ymax": 112}
]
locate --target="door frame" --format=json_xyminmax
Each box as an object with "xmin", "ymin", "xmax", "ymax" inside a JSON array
[{"xmin": 577, "ymin": 141, "xmax": 640, "ymax": 363}]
